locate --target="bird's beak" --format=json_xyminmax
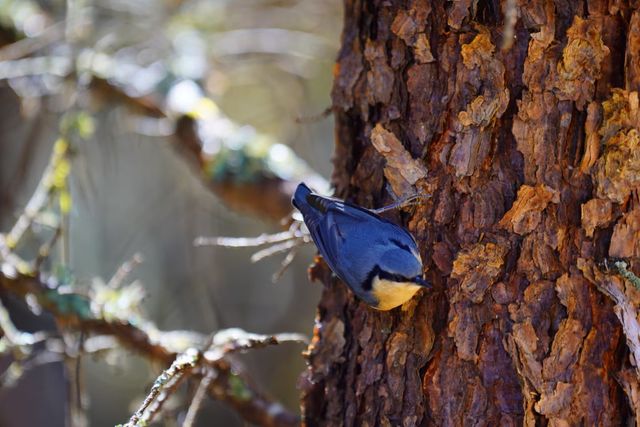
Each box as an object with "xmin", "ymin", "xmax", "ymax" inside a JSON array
[{"xmin": 414, "ymin": 276, "xmax": 432, "ymax": 288}]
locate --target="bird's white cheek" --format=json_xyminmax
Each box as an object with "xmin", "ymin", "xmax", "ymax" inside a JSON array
[{"xmin": 371, "ymin": 277, "xmax": 422, "ymax": 311}]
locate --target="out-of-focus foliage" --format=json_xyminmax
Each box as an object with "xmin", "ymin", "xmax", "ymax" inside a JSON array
[
  {"xmin": 0, "ymin": 0, "xmax": 340, "ymax": 148},
  {"xmin": 0, "ymin": 0, "xmax": 341, "ymax": 425}
]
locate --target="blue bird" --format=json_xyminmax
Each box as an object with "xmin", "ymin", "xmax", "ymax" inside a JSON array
[{"xmin": 292, "ymin": 183, "xmax": 430, "ymax": 310}]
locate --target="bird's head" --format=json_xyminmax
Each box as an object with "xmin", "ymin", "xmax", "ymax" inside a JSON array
[{"xmin": 364, "ymin": 248, "xmax": 430, "ymax": 310}]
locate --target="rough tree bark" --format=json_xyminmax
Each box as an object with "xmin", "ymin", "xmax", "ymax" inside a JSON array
[{"xmin": 299, "ymin": 0, "xmax": 640, "ymax": 425}]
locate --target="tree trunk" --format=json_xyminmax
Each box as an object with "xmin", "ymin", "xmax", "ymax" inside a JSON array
[{"xmin": 300, "ymin": 0, "xmax": 640, "ymax": 425}]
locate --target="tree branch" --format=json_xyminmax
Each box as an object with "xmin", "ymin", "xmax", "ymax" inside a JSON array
[{"xmin": 0, "ymin": 269, "xmax": 301, "ymax": 427}]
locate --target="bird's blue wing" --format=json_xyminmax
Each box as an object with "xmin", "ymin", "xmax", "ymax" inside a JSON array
[
  {"xmin": 296, "ymin": 189, "xmax": 421, "ymax": 287},
  {"xmin": 304, "ymin": 196, "xmax": 398, "ymax": 280},
  {"xmin": 301, "ymin": 200, "xmax": 349, "ymax": 277}
]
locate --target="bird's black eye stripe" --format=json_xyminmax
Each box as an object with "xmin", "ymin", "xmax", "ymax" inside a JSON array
[
  {"xmin": 390, "ymin": 238, "xmax": 411, "ymax": 253},
  {"xmin": 363, "ymin": 265, "xmax": 381, "ymax": 291},
  {"xmin": 379, "ymin": 270, "xmax": 411, "ymax": 283},
  {"xmin": 363, "ymin": 264, "xmax": 410, "ymax": 290}
]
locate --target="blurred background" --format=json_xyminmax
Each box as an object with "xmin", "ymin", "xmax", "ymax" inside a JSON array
[{"xmin": 0, "ymin": 0, "xmax": 341, "ymax": 425}]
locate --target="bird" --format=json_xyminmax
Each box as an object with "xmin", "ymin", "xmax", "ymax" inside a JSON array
[{"xmin": 292, "ymin": 183, "xmax": 430, "ymax": 310}]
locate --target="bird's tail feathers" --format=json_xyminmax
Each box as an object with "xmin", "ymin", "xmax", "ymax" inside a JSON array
[{"xmin": 292, "ymin": 182, "xmax": 313, "ymax": 211}]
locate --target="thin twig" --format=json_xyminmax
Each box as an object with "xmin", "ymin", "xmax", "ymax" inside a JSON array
[
  {"xmin": 0, "ymin": 21, "xmax": 66, "ymax": 62},
  {"xmin": 64, "ymin": 330, "xmax": 87, "ymax": 427},
  {"xmin": 34, "ymin": 226, "xmax": 62, "ymax": 270},
  {"xmin": 4, "ymin": 139, "xmax": 69, "ymax": 252},
  {"xmin": 108, "ymin": 253, "xmax": 144, "ymax": 289},
  {"xmin": 195, "ymin": 222, "xmax": 310, "ymax": 279},
  {"xmin": 125, "ymin": 349, "xmax": 200, "ymax": 427},
  {"xmin": 194, "ymin": 230, "xmax": 301, "ymax": 248},
  {"xmin": 204, "ymin": 329, "xmax": 308, "ymax": 363},
  {"xmin": 371, "ymin": 193, "xmax": 430, "ymax": 214},
  {"xmin": 181, "ymin": 370, "xmax": 215, "ymax": 427},
  {"xmin": 0, "ymin": 298, "xmax": 25, "ymax": 346},
  {"xmin": 250, "ymin": 238, "xmax": 307, "ymax": 263},
  {"xmin": 0, "ymin": 295, "xmax": 51, "ymax": 350},
  {"xmin": 272, "ymin": 246, "xmax": 299, "ymax": 282}
]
